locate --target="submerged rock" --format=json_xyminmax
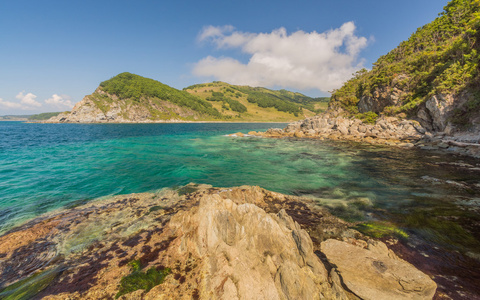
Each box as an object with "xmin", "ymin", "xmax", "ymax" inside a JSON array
[{"xmin": 0, "ymin": 185, "xmax": 436, "ymax": 299}]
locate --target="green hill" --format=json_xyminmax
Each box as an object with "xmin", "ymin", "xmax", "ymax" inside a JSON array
[
  {"xmin": 99, "ymin": 72, "xmax": 222, "ymax": 119},
  {"xmin": 330, "ymin": 0, "xmax": 480, "ymax": 130},
  {"xmin": 48, "ymin": 73, "xmax": 326, "ymax": 123},
  {"xmin": 184, "ymin": 81, "xmax": 327, "ymax": 122}
]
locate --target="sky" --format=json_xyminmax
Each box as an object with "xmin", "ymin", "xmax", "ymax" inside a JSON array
[{"xmin": 0, "ymin": 0, "xmax": 448, "ymax": 115}]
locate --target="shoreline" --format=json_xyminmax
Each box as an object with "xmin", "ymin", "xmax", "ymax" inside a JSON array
[
  {"xmin": 31, "ymin": 120, "xmax": 292, "ymax": 124},
  {"xmin": 0, "ymin": 184, "xmax": 438, "ymax": 299},
  {"xmin": 242, "ymin": 113, "xmax": 480, "ymax": 159}
]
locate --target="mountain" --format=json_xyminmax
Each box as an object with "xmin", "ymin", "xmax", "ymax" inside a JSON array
[
  {"xmin": 330, "ymin": 0, "xmax": 480, "ymax": 134},
  {"xmin": 47, "ymin": 73, "xmax": 325, "ymax": 123}
]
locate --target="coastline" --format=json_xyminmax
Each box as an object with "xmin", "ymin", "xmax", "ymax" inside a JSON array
[
  {"xmin": 243, "ymin": 113, "xmax": 480, "ymax": 159},
  {"xmin": 0, "ymin": 184, "xmax": 437, "ymax": 299},
  {"xmin": 37, "ymin": 120, "xmax": 293, "ymax": 124},
  {"xmin": 2, "ymin": 121, "xmax": 479, "ymax": 299}
]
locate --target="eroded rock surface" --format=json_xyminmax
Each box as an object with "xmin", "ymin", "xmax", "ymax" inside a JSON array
[
  {"xmin": 249, "ymin": 113, "xmax": 424, "ymax": 146},
  {"xmin": 322, "ymin": 239, "xmax": 437, "ymax": 300},
  {"xmin": 247, "ymin": 111, "xmax": 480, "ymax": 158},
  {"xmin": 46, "ymin": 88, "xmax": 202, "ymax": 123},
  {"xmin": 0, "ymin": 185, "xmax": 436, "ymax": 299}
]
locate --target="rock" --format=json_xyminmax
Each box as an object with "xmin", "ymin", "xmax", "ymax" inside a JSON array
[
  {"xmin": 285, "ymin": 122, "xmax": 301, "ymax": 132},
  {"xmin": 265, "ymin": 128, "xmax": 284, "ymax": 137},
  {"xmin": 321, "ymin": 239, "xmax": 437, "ymax": 300},
  {"xmin": 397, "ymin": 142, "xmax": 414, "ymax": 148},
  {"xmin": 425, "ymin": 94, "xmax": 456, "ymax": 131},
  {"xmin": 438, "ymin": 142, "xmax": 449, "ymax": 149},
  {"xmin": 357, "ymin": 83, "xmax": 405, "ymax": 114},
  {"xmin": 3, "ymin": 185, "xmax": 376, "ymax": 299},
  {"xmin": 228, "ymin": 132, "xmax": 244, "ymax": 137},
  {"xmin": 294, "ymin": 131, "xmax": 305, "ymax": 138},
  {"xmin": 171, "ymin": 195, "xmax": 332, "ymax": 299}
]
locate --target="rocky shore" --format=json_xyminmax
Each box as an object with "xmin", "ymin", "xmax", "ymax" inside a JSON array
[
  {"xmin": 0, "ymin": 185, "xmax": 436, "ymax": 299},
  {"xmin": 243, "ymin": 112, "xmax": 480, "ymax": 158}
]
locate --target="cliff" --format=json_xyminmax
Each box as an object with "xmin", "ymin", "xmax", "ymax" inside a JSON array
[
  {"xmin": 0, "ymin": 185, "xmax": 436, "ymax": 299},
  {"xmin": 47, "ymin": 73, "xmax": 223, "ymax": 123},
  {"xmin": 329, "ymin": 0, "xmax": 480, "ymax": 136}
]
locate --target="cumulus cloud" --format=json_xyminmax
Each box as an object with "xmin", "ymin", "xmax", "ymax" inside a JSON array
[
  {"xmin": 0, "ymin": 98, "xmax": 23, "ymax": 109},
  {"xmin": 0, "ymin": 92, "xmax": 42, "ymax": 111},
  {"xmin": 193, "ymin": 23, "xmax": 369, "ymax": 92},
  {"xmin": 0, "ymin": 92, "xmax": 75, "ymax": 112},
  {"xmin": 16, "ymin": 91, "xmax": 42, "ymax": 108},
  {"xmin": 45, "ymin": 94, "xmax": 74, "ymax": 109}
]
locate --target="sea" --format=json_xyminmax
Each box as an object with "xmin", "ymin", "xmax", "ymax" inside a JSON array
[{"xmin": 1, "ymin": 121, "xmax": 480, "ymax": 298}]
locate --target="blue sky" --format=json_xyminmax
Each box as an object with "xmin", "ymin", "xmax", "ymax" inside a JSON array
[{"xmin": 0, "ymin": 0, "xmax": 447, "ymax": 114}]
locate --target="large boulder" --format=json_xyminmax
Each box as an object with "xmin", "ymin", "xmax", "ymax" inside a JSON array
[
  {"xmin": 169, "ymin": 194, "xmax": 331, "ymax": 299},
  {"xmin": 321, "ymin": 239, "xmax": 437, "ymax": 300}
]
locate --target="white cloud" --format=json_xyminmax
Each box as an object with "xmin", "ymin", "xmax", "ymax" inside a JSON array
[
  {"xmin": 0, "ymin": 98, "xmax": 23, "ymax": 109},
  {"xmin": 45, "ymin": 94, "xmax": 74, "ymax": 109},
  {"xmin": 0, "ymin": 92, "xmax": 42, "ymax": 111},
  {"xmin": 193, "ymin": 23, "xmax": 369, "ymax": 92},
  {"xmin": 16, "ymin": 91, "xmax": 42, "ymax": 108},
  {"xmin": 0, "ymin": 92, "xmax": 75, "ymax": 113}
]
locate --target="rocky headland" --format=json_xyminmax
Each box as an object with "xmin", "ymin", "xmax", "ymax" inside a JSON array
[
  {"xmin": 45, "ymin": 88, "xmax": 205, "ymax": 123},
  {"xmin": 244, "ymin": 0, "xmax": 480, "ymax": 158},
  {"xmin": 0, "ymin": 185, "xmax": 436, "ymax": 299},
  {"xmin": 245, "ymin": 110, "xmax": 480, "ymax": 158}
]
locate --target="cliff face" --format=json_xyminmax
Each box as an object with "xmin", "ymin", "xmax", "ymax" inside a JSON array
[
  {"xmin": 354, "ymin": 85, "xmax": 474, "ymax": 133},
  {"xmin": 330, "ymin": 0, "xmax": 480, "ymax": 136},
  {"xmin": 47, "ymin": 88, "xmax": 207, "ymax": 123}
]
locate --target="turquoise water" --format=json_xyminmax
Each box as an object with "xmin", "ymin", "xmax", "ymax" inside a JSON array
[{"xmin": 1, "ymin": 121, "xmax": 480, "ymax": 297}]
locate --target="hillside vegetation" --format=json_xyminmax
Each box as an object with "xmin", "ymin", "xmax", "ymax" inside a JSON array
[
  {"xmin": 28, "ymin": 112, "xmax": 62, "ymax": 121},
  {"xmin": 99, "ymin": 73, "xmax": 222, "ymax": 119},
  {"xmin": 184, "ymin": 81, "xmax": 327, "ymax": 122},
  {"xmin": 49, "ymin": 73, "xmax": 326, "ymax": 123},
  {"xmin": 331, "ymin": 0, "xmax": 480, "ymax": 128}
]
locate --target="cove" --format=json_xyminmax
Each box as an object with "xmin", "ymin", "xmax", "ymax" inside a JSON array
[{"xmin": 1, "ymin": 121, "xmax": 480, "ymax": 298}]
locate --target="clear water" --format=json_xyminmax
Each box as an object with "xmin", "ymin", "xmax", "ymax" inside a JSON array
[{"xmin": 1, "ymin": 121, "xmax": 480, "ymax": 296}]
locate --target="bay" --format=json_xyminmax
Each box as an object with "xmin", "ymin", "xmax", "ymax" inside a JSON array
[{"xmin": 1, "ymin": 121, "xmax": 480, "ymax": 298}]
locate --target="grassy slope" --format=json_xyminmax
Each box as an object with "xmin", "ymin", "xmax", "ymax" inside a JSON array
[
  {"xmin": 330, "ymin": 0, "xmax": 480, "ymax": 126},
  {"xmin": 184, "ymin": 81, "xmax": 327, "ymax": 122}
]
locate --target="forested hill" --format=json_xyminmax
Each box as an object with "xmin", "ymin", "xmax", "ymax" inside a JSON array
[
  {"xmin": 47, "ymin": 73, "xmax": 326, "ymax": 123},
  {"xmin": 330, "ymin": 0, "xmax": 480, "ymax": 132},
  {"xmin": 99, "ymin": 72, "xmax": 222, "ymax": 119}
]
